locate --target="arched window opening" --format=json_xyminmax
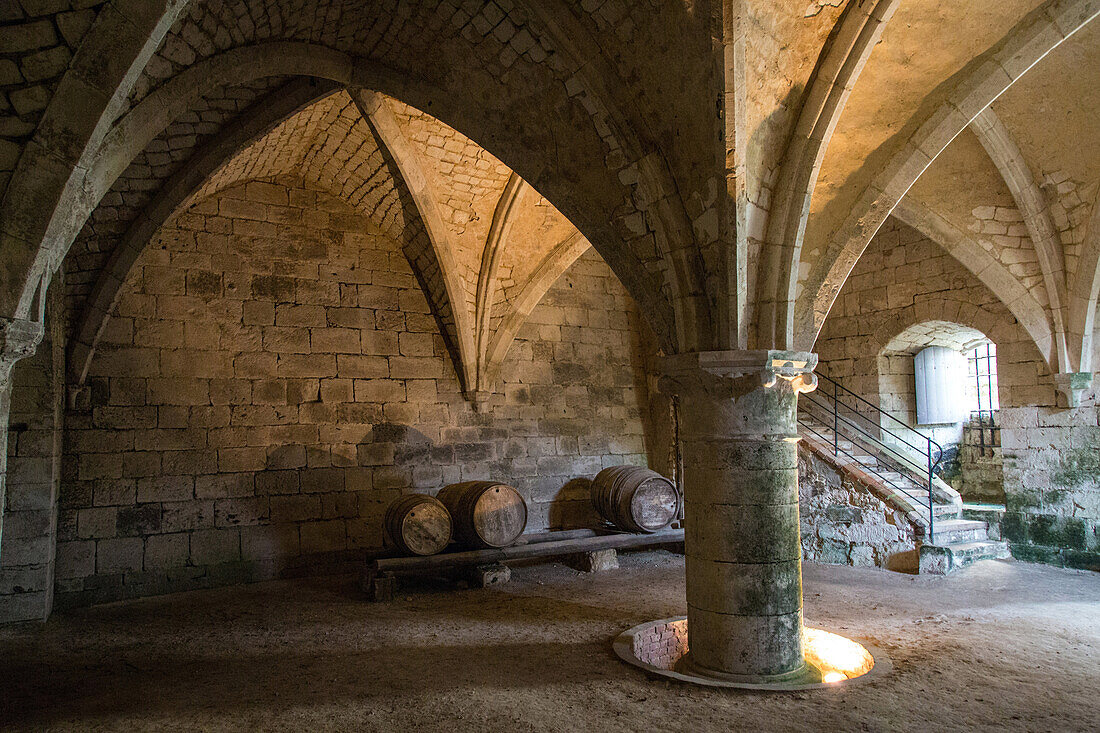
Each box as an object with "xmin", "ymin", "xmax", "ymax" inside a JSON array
[
  {"xmin": 878, "ymin": 322, "xmax": 1003, "ymax": 505},
  {"xmin": 967, "ymin": 342, "xmax": 999, "ymax": 415}
]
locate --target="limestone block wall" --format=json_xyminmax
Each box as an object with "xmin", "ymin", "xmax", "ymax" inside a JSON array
[
  {"xmin": 816, "ymin": 217, "xmax": 1099, "ymax": 570},
  {"xmin": 999, "ymin": 402, "xmax": 1099, "ymax": 569},
  {"xmin": 52, "ymin": 180, "xmax": 649, "ymax": 608},
  {"xmin": 0, "ymin": 286, "xmax": 64, "ymax": 624},
  {"xmin": 952, "ymin": 421, "xmax": 1004, "ymax": 504}
]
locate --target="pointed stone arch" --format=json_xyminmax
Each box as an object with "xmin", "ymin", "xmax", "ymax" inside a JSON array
[
  {"xmin": 2, "ymin": 5, "xmax": 703, "ymax": 361},
  {"xmin": 796, "ymin": 0, "xmax": 1100, "ymax": 351},
  {"xmin": 892, "ymin": 198, "xmax": 1057, "ymax": 369},
  {"xmin": 68, "ymin": 77, "xmax": 343, "ymax": 385},
  {"xmin": 0, "ymin": 0, "xmax": 193, "ymax": 320},
  {"xmin": 970, "ymin": 107, "xmax": 1070, "ymax": 371},
  {"xmin": 757, "ymin": 0, "xmax": 901, "ymax": 348},
  {"xmin": 483, "ymin": 232, "xmax": 592, "ymax": 390}
]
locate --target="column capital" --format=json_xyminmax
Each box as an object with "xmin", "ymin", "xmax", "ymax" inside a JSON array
[
  {"xmin": 1053, "ymin": 372, "xmax": 1093, "ymax": 408},
  {"xmin": 659, "ymin": 349, "xmax": 818, "ymax": 399},
  {"xmin": 0, "ymin": 317, "xmax": 45, "ymax": 382}
]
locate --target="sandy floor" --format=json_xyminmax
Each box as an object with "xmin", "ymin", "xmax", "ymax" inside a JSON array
[{"xmin": 1, "ymin": 552, "xmax": 1097, "ymax": 732}]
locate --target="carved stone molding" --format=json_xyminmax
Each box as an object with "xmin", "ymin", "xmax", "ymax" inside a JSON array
[
  {"xmin": 658, "ymin": 350, "xmax": 819, "ymax": 401},
  {"xmin": 1053, "ymin": 372, "xmax": 1094, "ymax": 409},
  {"xmin": 0, "ymin": 317, "xmax": 45, "ymax": 384}
]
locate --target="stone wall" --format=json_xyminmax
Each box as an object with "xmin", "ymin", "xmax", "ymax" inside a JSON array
[
  {"xmin": 1000, "ymin": 403, "xmax": 1099, "ymax": 569},
  {"xmin": 52, "ymin": 179, "xmax": 650, "ymax": 607},
  {"xmin": 816, "ymin": 217, "xmax": 1099, "ymax": 570},
  {"xmin": 0, "ymin": 285, "xmax": 64, "ymax": 623},
  {"xmin": 798, "ymin": 440, "xmax": 918, "ymax": 570},
  {"xmin": 952, "ymin": 419, "xmax": 1004, "ymax": 504}
]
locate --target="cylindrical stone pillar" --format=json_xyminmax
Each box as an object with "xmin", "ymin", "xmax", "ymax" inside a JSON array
[{"xmin": 660, "ymin": 350, "xmax": 817, "ymax": 682}]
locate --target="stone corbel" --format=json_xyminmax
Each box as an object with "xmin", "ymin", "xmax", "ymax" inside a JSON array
[
  {"xmin": 1053, "ymin": 372, "xmax": 1093, "ymax": 408},
  {"xmin": 0, "ymin": 317, "xmax": 45, "ymax": 386},
  {"xmin": 467, "ymin": 389, "xmax": 495, "ymax": 413}
]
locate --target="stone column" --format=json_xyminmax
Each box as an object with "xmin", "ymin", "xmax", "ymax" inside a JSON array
[
  {"xmin": 660, "ymin": 350, "xmax": 817, "ymax": 682},
  {"xmin": 0, "ymin": 317, "xmax": 45, "ymax": 553}
]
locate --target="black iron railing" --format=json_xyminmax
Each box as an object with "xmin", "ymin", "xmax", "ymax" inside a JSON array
[
  {"xmin": 969, "ymin": 409, "xmax": 1000, "ymax": 457},
  {"xmin": 798, "ymin": 372, "xmax": 944, "ymax": 537}
]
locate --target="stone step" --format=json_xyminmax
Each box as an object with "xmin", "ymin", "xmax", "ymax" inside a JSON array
[
  {"xmin": 930, "ymin": 502, "xmax": 960, "ymax": 517},
  {"xmin": 893, "ymin": 490, "xmax": 958, "ymax": 517},
  {"xmin": 961, "ymin": 503, "xmax": 1006, "ymax": 540},
  {"xmin": 931, "ymin": 519, "xmax": 988, "ymax": 545},
  {"xmin": 918, "ymin": 540, "xmax": 1011, "ymax": 574},
  {"xmin": 878, "ymin": 471, "xmax": 917, "ymax": 485}
]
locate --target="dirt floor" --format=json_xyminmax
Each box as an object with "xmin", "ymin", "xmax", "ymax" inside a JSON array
[{"xmin": 1, "ymin": 552, "xmax": 1097, "ymax": 732}]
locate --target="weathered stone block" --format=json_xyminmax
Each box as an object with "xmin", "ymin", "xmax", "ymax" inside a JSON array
[
  {"xmin": 466, "ymin": 562, "xmax": 511, "ymax": 588},
  {"xmin": 97, "ymin": 537, "xmax": 144, "ymax": 574},
  {"xmin": 567, "ymin": 549, "xmax": 619, "ymax": 573},
  {"xmin": 189, "ymin": 528, "xmax": 241, "ymax": 566},
  {"xmin": 144, "ymin": 533, "xmax": 189, "ymax": 570}
]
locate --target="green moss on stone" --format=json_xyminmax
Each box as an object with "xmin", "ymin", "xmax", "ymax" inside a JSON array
[
  {"xmin": 1001, "ymin": 512, "xmax": 1028, "ymax": 543},
  {"xmin": 1028, "ymin": 515, "xmax": 1087, "ymax": 551},
  {"xmin": 1008, "ymin": 543, "xmax": 1063, "ymax": 566},
  {"xmin": 1063, "ymin": 550, "xmax": 1100, "ymax": 572},
  {"xmin": 1050, "ymin": 434, "xmax": 1100, "ymax": 491}
]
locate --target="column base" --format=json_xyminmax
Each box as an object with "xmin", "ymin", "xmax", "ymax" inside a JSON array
[
  {"xmin": 675, "ymin": 653, "xmax": 814, "ymax": 685},
  {"xmin": 612, "ymin": 617, "xmax": 890, "ymax": 691}
]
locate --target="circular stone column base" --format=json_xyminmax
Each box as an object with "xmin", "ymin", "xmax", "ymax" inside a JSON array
[{"xmin": 613, "ymin": 617, "xmax": 891, "ymax": 691}]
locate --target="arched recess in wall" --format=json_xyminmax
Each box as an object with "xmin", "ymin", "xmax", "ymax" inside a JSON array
[
  {"xmin": 864, "ymin": 295, "xmax": 1049, "ymax": 413},
  {"xmin": 876, "ymin": 320, "xmax": 994, "ymax": 425},
  {"xmin": 796, "ymin": 0, "xmax": 1100, "ymax": 357},
  {"xmin": 3, "ymin": 2, "xmax": 710, "ymax": 358},
  {"xmin": 891, "ymin": 199, "xmax": 1057, "ymax": 370},
  {"xmin": 66, "ymin": 79, "xmax": 474, "ymax": 395}
]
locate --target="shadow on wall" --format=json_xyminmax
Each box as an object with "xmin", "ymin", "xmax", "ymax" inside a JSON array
[
  {"xmin": 251, "ymin": 422, "xmax": 607, "ymax": 550},
  {"xmin": 550, "ymin": 477, "xmax": 601, "ymax": 530}
]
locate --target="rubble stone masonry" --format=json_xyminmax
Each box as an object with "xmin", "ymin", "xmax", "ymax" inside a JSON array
[{"xmin": 816, "ymin": 218, "xmax": 1099, "ymax": 570}]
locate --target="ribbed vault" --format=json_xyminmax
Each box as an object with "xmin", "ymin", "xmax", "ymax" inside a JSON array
[{"xmin": 66, "ymin": 87, "xmax": 596, "ymax": 399}]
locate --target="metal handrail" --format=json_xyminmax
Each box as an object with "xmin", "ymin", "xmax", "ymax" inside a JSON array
[
  {"xmin": 801, "ymin": 393, "xmax": 937, "ymax": 473},
  {"xmin": 815, "ymin": 372, "xmax": 922, "ymax": 437},
  {"xmin": 802, "ymin": 372, "xmax": 944, "ymax": 537},
  {"xmin": 800, "ymin": 402, "xmax": 937, "ymax": 503},
  {"xmin": 797, "ymin": 416, "xmax": 932, "ymax": 510}
]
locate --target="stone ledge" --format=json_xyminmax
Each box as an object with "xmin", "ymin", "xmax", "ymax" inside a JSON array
[{"xmin": 613, "ymin": 616, "xmax": 891, "ymax": 691}]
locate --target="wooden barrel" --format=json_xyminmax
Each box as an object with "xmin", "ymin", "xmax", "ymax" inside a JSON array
[
  {"xmin": 590, "ymin": 466, "xmax": 680, "ymax": 533},
  {"xmin": 384, "ymin": 494, "xmax": 453, "ymax": 556},
  {"xmin": 436, "ymin": 481, "xmax": 528, "ymax": 549}
]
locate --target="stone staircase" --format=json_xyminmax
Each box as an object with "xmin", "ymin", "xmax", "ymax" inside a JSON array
[{"xmin": 799, "ymin": 416, "xmax": 1010, "ymax": 574}]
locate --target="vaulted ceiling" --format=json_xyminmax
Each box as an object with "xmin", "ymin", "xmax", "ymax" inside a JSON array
[
  {"xmin": 1, "ymin": 0, "xmax": 1098, "ymax": 396},
  {"xmin": 62, "ymin": 86, "xmax": 591, "ymax": 398}
]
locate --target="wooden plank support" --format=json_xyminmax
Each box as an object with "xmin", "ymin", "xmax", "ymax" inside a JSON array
[
  {"xmin": 361, "ymin": 569, "xmax": 396, "ymax": 602},
  {"xmin": 370, "ymin": 528, "xmax": 684, "ymax": 576}
]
